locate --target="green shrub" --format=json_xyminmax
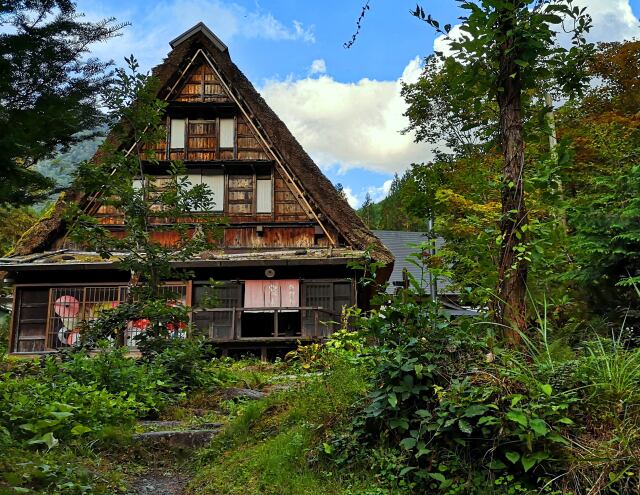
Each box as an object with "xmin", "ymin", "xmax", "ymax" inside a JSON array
[
  {"xmin": 51, "ymin": 346, "xmax": 172, "ymax": 415},
  {"xmin": 0, "ymin": 372, "xmax": 139, "ymax": 447}
]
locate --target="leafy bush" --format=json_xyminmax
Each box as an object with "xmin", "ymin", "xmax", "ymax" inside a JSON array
[
  {"xmin": 319, "ymin": 301, "xmax": 585, "ymax": 493},
  {"xmin": 50, "ymin": 346, "xmax": 172, "ymax": 415},
  {"xmin": 0, "ymin": 371, "xmax": 139, "ymax": 448}
]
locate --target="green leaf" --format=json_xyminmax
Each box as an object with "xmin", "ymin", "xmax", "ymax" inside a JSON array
[
  {"xmin": 27, "ymin": 432, "xmax": 59, "ymax": 449},
  {"xmin": 529, "ymin": 419, "xmax": 549, "ymax": 436},
  {"xmin": 458, "ymin": 419, "xmax": 473, "ymax": 434},
  {"xmin": 71, "ymin": 424, "xmax": 93, "ymax": 436},
  {"xmin": 521, "ymin": 455, "xmax": 537, "ymax": 472},
  {"xmin": 414, "ymin": 363, "xmax": 423, "ymax": 377},
  {"xmin": 487, "ymin": 459, "xmax": 507, "ymax": 470},
  {"xmin": 49, "ymin": 411, "xmax": 74, "ymax": 419},
  {"xmin": 558, "ymin": 417, "xmax": 574, "ymax": 425},
  {"xmin": 390, "ymin": 418, "xmax": 410, "ymax": 430},
  {"xmin": 506, "ymin": 410, "xmax": 528, "ymax": 427},
  {"xmin": 428, "ymin": 472, "xmax": 447, "ymax": 483},
  {"xmin": 400, "ymin": 466, "xmax": 416, "ymax": 476},
  {"xmin": 547, "ymin": 432, "xmax": 569, "ymax": 445},
  {"xmin": 400, "ymin": 437, "xmax": 417, "ymax": 450},
  {"xmin": 506, "ymin": 451, "xmax": 520, "ymax": 464},
  {"xmin": 540, "ymin": 384, "xmax": 553, "ymax": 396},
  {"xmin": 387, "ymin": 392, "xmax": 398, "ymax": 408},
  {"xmin": 464, "ymin": 404, "xmax": 489, "ymax": 417}
]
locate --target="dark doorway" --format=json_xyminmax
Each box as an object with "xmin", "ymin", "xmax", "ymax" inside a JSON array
[
  {"xmin": 277, "ymin": 311, "xmax": 301, "ymax": 337},
  {"xmin": 241, "ymin": 312, "xmax": 274, "ymax": 337}
]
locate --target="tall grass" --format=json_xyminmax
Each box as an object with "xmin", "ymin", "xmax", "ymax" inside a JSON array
[
  {"xmin": 580, "ymin": 331, "xmax": 640, "ymax": 410},
  {"xmin": 190, "ymin": 358, "xmax": 369, "ymax": 495}
]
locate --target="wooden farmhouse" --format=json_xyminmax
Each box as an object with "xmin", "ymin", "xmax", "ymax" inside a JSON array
[{"xmin": 0, "ymin": 23, "xmax": 393, "ymax": 357}]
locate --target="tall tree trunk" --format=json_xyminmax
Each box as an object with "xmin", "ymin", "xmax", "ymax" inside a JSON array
[{"xmin": 495, "ymin": 5, "xmax": 528, "ymax": 342}]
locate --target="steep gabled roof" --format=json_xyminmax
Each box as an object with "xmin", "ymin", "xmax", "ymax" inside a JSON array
[
  {"xmin": 169, "ymin": 22, "xmax": 227, "ymax": 51},
  {"xmin": 11, "ymin": 24, "xmax": 393, "ymax": 266}
]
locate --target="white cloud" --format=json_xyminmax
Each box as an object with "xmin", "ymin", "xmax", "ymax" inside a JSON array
[
  {"xmin": 575, "ymin": 0, "xmax": 640, "ymax": 42},
  {"xmin": 342, "ymin": 187, "xmax": 359, "ymax": 209},
  {"xmin": 78, "ymin": 0, "xmax": 314, "ymax": 73},
  {"xmin": 259, "ymin": 56, "xmax": 431, "ymax": 175},
  {"xmin": 309, "ymin": 59, "xmax": 327, "ymax": 75},
  {"xmin": 433, "ymin": 0, "xmax": 640, "ymax": 55}
]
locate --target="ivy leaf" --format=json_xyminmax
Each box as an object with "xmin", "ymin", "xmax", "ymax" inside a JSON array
[
  {"xmin": 387, "ymin": 392, "xmax": 398, "ymax": 408},
  {"xmin": 400, "ymin": 437, "xmax": 417, "ymax": 450},
  {"xmin": 506, "ymin": 451, "xmax": 520, "ymax": 464},
  {"xmin": 458, "ymin": 419, "xmax": 473, "ymax": 434},
  {"xmin": 506, "ymin": 410, "xmax": 528, "ymax": 427}
]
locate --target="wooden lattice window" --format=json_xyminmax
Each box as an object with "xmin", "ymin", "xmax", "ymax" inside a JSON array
[
  {"xmin": 301, "ymin": 280, "xmax": 353, "ymax": 337},
  {"xmin": 192, "ymin": 282, "xmax": 242, "ymax": 339},
  {"xmin": 44, "ymin": 284, "xmax": 188, "ymax": 350},
  {"xmin": 47, "ymin": 286, "xmax": 126, "ymax": 350}
]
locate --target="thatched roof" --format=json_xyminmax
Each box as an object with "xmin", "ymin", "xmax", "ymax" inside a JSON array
[{"xmin": 11, "ymin": 24, "xmax": 393, "ymax": 266}]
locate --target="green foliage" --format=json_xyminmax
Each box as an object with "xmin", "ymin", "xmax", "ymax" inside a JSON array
[
  {"xmin": 311, "ymin": 283, "xmax": 640, "ymax": 493},
  {"xmin": 0, "ymin": 0, "xmax": 124, "ymax": 206}
]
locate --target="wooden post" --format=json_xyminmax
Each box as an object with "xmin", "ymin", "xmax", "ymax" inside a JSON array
[
  {"xmin": 274, "ymin": 309, "xmax": 279, "ymax": 337},
  {"xmin": 231, "ymin": 307, "xmax": 237, "ymax": 339}
]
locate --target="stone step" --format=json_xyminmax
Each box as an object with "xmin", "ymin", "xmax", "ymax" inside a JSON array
[
  {"xmin": 133, "ymin": 429, "xmax": 220, "ymax": 449},
  {"xmin": 139, "ymin": 420, "xmax": 223, "ymax": 430}
]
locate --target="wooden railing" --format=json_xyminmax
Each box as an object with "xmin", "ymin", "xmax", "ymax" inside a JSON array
[{"xmin": 191, "ymin": 306, "xmax": 336, "ymax": 341}]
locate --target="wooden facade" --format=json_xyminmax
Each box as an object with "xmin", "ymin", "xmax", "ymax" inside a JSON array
[{"xmin": 1, "ymin": 23, "xmax": 393, "ymax": 356}]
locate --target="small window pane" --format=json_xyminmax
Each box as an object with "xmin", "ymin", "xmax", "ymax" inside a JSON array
[
  {"xmin": 170, "ymin": 119, "xmax": 185, "ymax": 148},
  {"xmin": 202, "ymin": 173, "xmax": 224, "ymax": 211},
  {"xmin": 256, "ymin": 178, "xmax": 272, "ymax": 213},
  {"xmin": 219, "ymin": 118, "xmax": 235, "ymax": 148}
]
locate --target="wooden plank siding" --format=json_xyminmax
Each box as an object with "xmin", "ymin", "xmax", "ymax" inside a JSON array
[{"xmin": 174, "ymin": 62, "xmax": 232, "ymax": 104}]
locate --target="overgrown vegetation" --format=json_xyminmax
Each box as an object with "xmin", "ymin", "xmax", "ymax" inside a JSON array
[{"xmin": 0, "ymin": 341, "xmax": 278, "ymax": 493}]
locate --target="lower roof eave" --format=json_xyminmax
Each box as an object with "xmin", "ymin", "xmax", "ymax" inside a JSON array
[{"xmin": 0, "ymin": 257, "xmax": 359, "ymax": 272}]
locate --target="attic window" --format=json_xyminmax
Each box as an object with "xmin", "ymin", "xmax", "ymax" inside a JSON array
[
  {"xmin": 219, "ymin": 118, "xmax": 235, "ymax": 149},
  {"xmin": 170, "ymin": 119, "xmax": 186, "ymax": 149},
  {"xmin": 256, "ymin": 178, "xmax": 272, "ymax": 214}
]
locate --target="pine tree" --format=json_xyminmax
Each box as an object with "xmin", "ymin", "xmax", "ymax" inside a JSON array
[{"xmin": 0, "ymin": 0, "xmax": 125, "ymax": 206}]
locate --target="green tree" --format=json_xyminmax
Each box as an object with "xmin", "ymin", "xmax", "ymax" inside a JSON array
[
  {"xmin": 0, "ymin": 0, "xmax": 124, "ymax": 206},
  {"xmin": 408, "ymin": 1, "xmax": 593, "ymax": 339},
  {"xmin": 69, "ymin": 57, "xmax": 220, "ymax": 346}
]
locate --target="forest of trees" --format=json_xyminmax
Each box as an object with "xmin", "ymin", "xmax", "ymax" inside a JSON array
[{"xmin": 357, "ymin": 38, "xmax": 640, "ymax": 339}]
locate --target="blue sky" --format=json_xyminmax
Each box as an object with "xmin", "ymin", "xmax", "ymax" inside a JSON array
[{"xmin": 78, "ymin": 0, "xmax": 640, "ymax": 207}]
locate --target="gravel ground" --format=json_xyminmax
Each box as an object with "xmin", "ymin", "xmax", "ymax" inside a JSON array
[{"xmin": 127, "ymin": 469, "xmax": 189, "ymax": 495}]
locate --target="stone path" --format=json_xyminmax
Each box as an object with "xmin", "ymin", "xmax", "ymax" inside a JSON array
[{"xmin": 125, "ymin": 387, "xmax": 269, "ymax": 494}]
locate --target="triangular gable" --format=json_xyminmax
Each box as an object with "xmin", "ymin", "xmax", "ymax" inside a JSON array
[
  {"xmin": 172, "ymin": 59, "xmax": 233, "ymax": 104},
  {"xmin": 11, "ymin": 24, "xmax": 393, "ymax": 267}
]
